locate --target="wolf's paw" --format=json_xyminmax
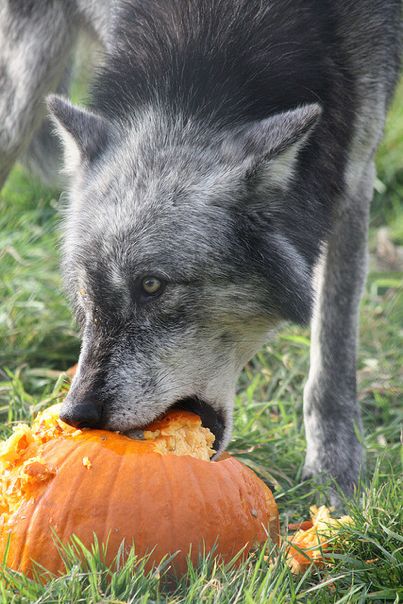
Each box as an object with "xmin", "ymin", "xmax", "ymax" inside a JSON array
[{"xmin": 302, "ymin": 456, "xmax": 362, "ymax": 511}]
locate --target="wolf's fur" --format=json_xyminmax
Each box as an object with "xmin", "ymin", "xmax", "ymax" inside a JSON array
[{"xmin": 1, "ymin": 0, "xmax": 401, "ymax": 504}]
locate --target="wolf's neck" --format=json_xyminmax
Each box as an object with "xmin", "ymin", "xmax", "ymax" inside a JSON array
[{"xmin": 90, "ymin": 0, "xmax": 332, "ymax": 127}]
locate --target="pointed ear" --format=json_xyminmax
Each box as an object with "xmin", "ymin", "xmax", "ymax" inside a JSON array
[
  {"xmin": 47, "ymin": 95, "xmax": 110, "ymax": 172},
  {"xmin": 223, "ymin": 104, "xmax": 322, "ymax": 189}
]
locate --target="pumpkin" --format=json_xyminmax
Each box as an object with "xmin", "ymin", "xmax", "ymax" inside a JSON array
[
  {"xmin": 286, "ymin": 505, "xmax": 353, "ymax": 573},
  {"xmin": 0, "ymin": 405, "xmax": 279, "ymax": 577}
]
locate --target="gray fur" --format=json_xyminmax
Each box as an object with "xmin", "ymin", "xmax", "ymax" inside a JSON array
[
  {"xmin": 0, "ymin": 2, "xmax": 74, "ymax": 188},
  {"xmin": 303, "ymin": 162, "xmax": 374, "ymax": 502},
  {"xmin": 20, "ymin": 62, "xmax": 73, "ymax": 187},
  {"xmin": 0, "ymin": 0, "xmax": 111, "ymax": 189}
]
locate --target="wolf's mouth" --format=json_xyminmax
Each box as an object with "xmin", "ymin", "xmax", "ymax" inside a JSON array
[{"xmin": 170, "ymin": 397, "xmax": 226, "ymax": 453}]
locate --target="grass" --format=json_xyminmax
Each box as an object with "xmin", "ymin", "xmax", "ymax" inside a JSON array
[{"xmin": 0, "ymin": 74, "xmax": 402, "ymax": 602}]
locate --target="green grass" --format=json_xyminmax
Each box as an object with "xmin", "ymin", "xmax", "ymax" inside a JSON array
[{"xmin": 0, "ymin": 78, "xmax": 402, "ymax": 602}]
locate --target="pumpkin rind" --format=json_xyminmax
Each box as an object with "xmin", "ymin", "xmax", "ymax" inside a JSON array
[{"xmin": 0, "ymin": 413, "xmax": 279, "ymax": 576}]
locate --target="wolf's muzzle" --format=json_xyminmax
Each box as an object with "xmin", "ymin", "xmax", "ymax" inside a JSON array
[{"xmin": 60, "ymin": 394, "xmax": 103, "ymax": 429}]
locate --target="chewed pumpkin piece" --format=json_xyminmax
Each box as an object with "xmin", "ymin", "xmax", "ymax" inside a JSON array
[
  {"xmin": 0, "ymin": 424, "xmax": 34, "ymax": 467},
  {"xmin": 143, "ymin": 410, "xmax": 215, "ymax": 460},
  {"xmin": 82, "ymin": 456, "xmax": 92, "ymax": 469},
  {"xmin": 286, "ymin": 505, "xmax": 353, "ymax": 573},
  {"xmin": 21, "ymin": 460, "xmax": 56, "ymax": 497},
  {"xmin": 288, "ymin": 520, "xmax": 313, "ymax": 531},
  {"xmin": 32, "ymin": 404, "xmax": 77, "ymax": 442},
  {"xmin": 23, "ymin": 460, "xmax": 55, "ymax": 479}
]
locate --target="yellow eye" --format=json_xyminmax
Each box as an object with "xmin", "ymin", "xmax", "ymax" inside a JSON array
[{"xmin": 141, "ymin": 276, "xmax": 162, "ymax": 296}]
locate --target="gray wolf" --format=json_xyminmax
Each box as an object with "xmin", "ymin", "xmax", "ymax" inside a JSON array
[{"xmin": 1, "ymin": 0, "xmax": 401, "ymax": 505}]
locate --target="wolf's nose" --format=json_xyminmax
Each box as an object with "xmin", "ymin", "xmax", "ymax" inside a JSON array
[{"xmin": 59, "ymin": 396, "xmax": 102, "ymax": 429}]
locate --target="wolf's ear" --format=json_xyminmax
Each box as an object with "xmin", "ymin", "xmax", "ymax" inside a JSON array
[
  {"xmin": 223, "ymin": 104, "xmax": 322, "ymax": 189},
  {"xmin": 47, "ymin": 95, "xmax": 110, "ymax": 172}
]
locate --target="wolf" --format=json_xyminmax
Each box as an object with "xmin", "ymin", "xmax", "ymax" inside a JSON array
[{"xmin": 1, "ymin": 0, "xmax": 401, "ymax": 505}]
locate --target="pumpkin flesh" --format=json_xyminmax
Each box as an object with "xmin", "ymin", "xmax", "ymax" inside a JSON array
[{"xmin": 0, "ymin": 406, "xmax": 279, "ymax": 576}]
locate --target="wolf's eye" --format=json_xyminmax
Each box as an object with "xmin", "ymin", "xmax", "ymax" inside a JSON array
[{"xmin": 141, "ymin": 275, "xmax": 164, "ymax": 297}]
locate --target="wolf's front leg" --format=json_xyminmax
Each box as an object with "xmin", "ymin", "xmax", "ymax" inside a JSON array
[
  {"xmin": 0, "ymin": 3, "xmax": 75, "ymax": 188},
  {"xmin": 303, "ymin": 163, "xmax": 375, "ymax": 506}
]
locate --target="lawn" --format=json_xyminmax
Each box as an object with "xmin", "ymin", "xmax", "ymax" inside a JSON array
[{"xmin": 0, "ymin": 75, "xmax": 402, "ymax": 602}]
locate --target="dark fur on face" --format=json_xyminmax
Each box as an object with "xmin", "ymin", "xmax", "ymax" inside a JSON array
[{"xmin": 51, "ymin": 109, "xmax": 317, "ymax": 448}]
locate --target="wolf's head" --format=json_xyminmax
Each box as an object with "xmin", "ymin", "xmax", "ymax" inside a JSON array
[{"xmin": 48, "ymin": 97, "xmax": 321, "ymax": 452}]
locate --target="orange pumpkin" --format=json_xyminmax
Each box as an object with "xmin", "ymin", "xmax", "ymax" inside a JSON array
[
  {"xmin": 286, "ymin": 506, "xmax": 353, "ymax": 573},
  {"xmin": 0, "ymin": 406, "xmax": 279, "ymax": 577}
]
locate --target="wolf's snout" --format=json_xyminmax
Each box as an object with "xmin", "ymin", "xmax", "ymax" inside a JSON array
[{"xmin": 60, "ymin": 394, "xmax": 103, "ymax": 429}]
